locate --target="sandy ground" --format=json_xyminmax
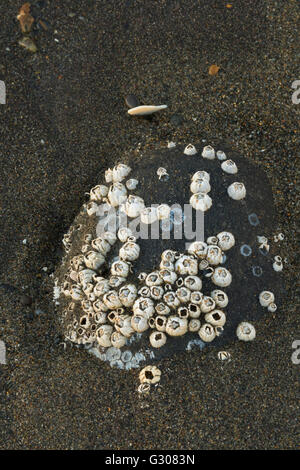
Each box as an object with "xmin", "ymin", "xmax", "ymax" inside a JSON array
[{"xmin": 0, "ymin": 0, "xmax": 299, "ymax": 449}]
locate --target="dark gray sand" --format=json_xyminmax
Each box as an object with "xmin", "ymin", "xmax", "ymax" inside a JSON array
[{"xmin": 0, "ymin": 0, "xmax": 299, "ymax": 450}]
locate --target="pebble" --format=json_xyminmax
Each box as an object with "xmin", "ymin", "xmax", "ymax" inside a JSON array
[
  {"xmin": 20, "ymin": 294, "xmax": 33, "ymax": 306},
  {"xmin": 170, "ymin": 114, "xmax": 183, "ymax": 126},
  {"xmin": 18, "ymin": 37, "xmax": 37, "ymax": 53},
  {"xmin": 125, "ymin": 94, "xmax": 140, "ymax": 109}
]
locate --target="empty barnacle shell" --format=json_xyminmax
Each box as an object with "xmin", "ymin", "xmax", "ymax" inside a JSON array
[
  {"xmin": 115, "ymin": 315, "xmax": 134, "ymax": 338},
  {"xmin": 91, "ymin": 237, "xmax": 111, "ymax": 255},
  {"xmin": 81, "ymin": 299, "xmax": 94, "ymax": 314},
  {"xmin": 166, "ymin": 316, "xmax": 188, "ymax": 337},
  {"xmin": 190, "ymin": 291, "xmax": 203, "ymax": 305},
  {"xmin": 188, "ymin": 241, "xmax": 208, "ymax": 259},
  {"xmin": 206, "ymin": 236, "xmax": 218, "ymax": 245},
  {"xmin": 221, "ymin": 159, "xmax": 238, "ymax": 174},
  {"xmin": 138, "ymin": 286, "xmax": 151, "ymax": 297},
  {"xmin": 273, "ymin": 256, "xmax": 283, "ymax": 272},
  {"xmin": 259, "ymin": 291, "xmax": 275, "ymax": 307},
  {"xmin": 200, "ymin": 296, "xmax": 216, "ymax": 313},
  {"xmin": 149, "ymin": 331, "xmax": 167, "ymax": 348},
  {"xmin": 175, "ymin": 277, "xmax": 184, "ymax": 287},
  {"xmin": 141, "ymin": 206, "xmax": 158, "ymax": 224},
  {"xmin": 107, "ymin": 310, "xmax": 118, "ymax": 323},
  {"xmin": 177, "ymin": 306, "xmax": 189, "ymax": 319},
  {"xmin": 131, "ymin": 315, "xmax": 149, "ymax": 333},
  {"xmin": 119, "ymin": 284, "xmax": 137, "ymax": 307},
  {"xmin": 184, "ymin": 275, "xmax": 202, "ymax": 291},
  {"xmin": 184, "ymin": 144, "xmax": 197, "ymax": 156},
  {"xmin": 176, "ymin": 287, "xmax": 191, "ymax": 303},
  {"xmin": 199, "ymin": 323, "xmax": 216, "ymax": 342},
  {"xmin": 81, "ymin": 243, "xmax": 90, "ymax": 254},
  {"xmin": 79, "ymin": 315, "xmax": 90, "ymax": 328},
  {"xmin": 227, "ymin": 182, "xmax": 246, "ymax": 200},
  {"xmin": 278, "ymin": 233, "xmax": 284, "ymax": 241},
  {"xmin": 128, "ymin": 105, "xmax": 167, "ymax": 116},
  {"xmin": 148, "ymin": 317, "xmax": 156, "ymax": 329},
  {"xmin": 133, "ymin": 297, "xmax": 155, "ymax": 319},
  {"xmin": 111, "ymin": 260, "xmax": 131, "ymax": 278},
  {"xmin": 206, "ymin": 245, "xmax": 223, "ymax": 266},
  {"xmin": 150, "ymin": 286, "xmax": 164, "ymax": 300},
  {"xmin": 205, "ymin": 309, "xmax": 226, "ymax": 327},
  {"xmin": 202, "ymin": 145, "xmax": 215, "ymax": 160},
  {"xmin": 70, "ymin": 285, "xmax": 83, "ymax": 301},
  {"xmin": 126, "ymin": 178, "xmax": 139, "ymax": 190},
  {"xmin": 211, "ymin": 267, "xmax": 232, "ymax": 287},
  {"xmin": 189, "ymin": 318, "xmax": 201, "ymax": 332},
  {"xmin": 160, "ymin": 268, "xmax": 177, "ymax": 284},
  {"xmin": 110, "ymin": 331, "xmax": 127, "ymax": 349},
  {"xmin": 89, "ymin": 185, "xmax": 108, "ymax": 201},
  {"xmin": 175, "ymin": 255, "xmax": 198, "ymax": 276},
  {"xmin": 146, "ymin": 271, "xmax": 163, "ymax": 287},
  {"xmin": 155, "ymin": 316, "xmax": 167, "ymax": 332},
  {"xmin": 190, "ymin": 178, "xmax": 211, "ymax": 194},
  {"xmin": 137, "ymin": 383, "xmax": 151, "ymax": 394},
  {"xmin": 93, "ymin": 297, "xmax": 109, "ymax": 312},
  {"xmin": 123, "ymin": 195, "xmax": 145, "ymax": 218},
  {"xmin": 192, "ymin": 170, "xmax": 210, "ymax": 182},
  {"xmin": 157, "ymin": 167, "xmax": 169, "ymax": 180},
  {"xmin": 218, "ymin": 351, "xmax": 231, "ymax": 361},
  {"xmin": 112, "ymin": 163, "xmax": 131, "ymax": 183},
  {"xmin": 157, "ymin": 204, "xmax": 171, "ymax": 220},
  {"xmin": 108, "ymin": 183, "xmax": 127, "ymax": 207},
  {"xmin": 216, "ymin": 150, "xmax": 227, "ymax": 161},
  {"xmin": 163, "ymin": 291, "xmax": 180, "ymax": 309},
  {"xmin": 268, "ymin": 302, "xmax": 277, "ymax": 313},
  {"xmin": 86, "ymin": 201, "xmax": 99, "ymax": 216},
  {"xmin": 259, "ymin": 243, "xmax": 270, "ymax": 255},
  {"xmin": 109, "ymin": 275, "xmax": 126, "ymax": 288},
  {"xmin": 96, "ymin": 325, "xmax": 113, "ymax": 348},
  {"xmin": 216, "ymin": 232, "xmax": 235, "ymax": 251},
  {"xmin": 190, "ymin": 192, "xmax": 213, "ymax": 212},
  {"xmin": 84, "ymin": 250, "xmax": 105, "ymax": 270},
  {"xmin": 119, "ymin": 241, "xmax": 140, "ymax": 261},
  {"xmin": 210, "ymin": 290, "xmax": 229, "ymax": 308},
  {"xmin": 188, "ymin": 303, "xmax": 201, "ymax": 318},
  {"xmin": 138, "ymin": 272, "xmax": 147, "ymax": 281},
  {"xmin": 139, "ymin": 365, "xmax": 162, "ymax": 384},
  {"xmin": 161, "ymin": 249, "xmax": 176, "ymax": 263},
  {"xmin": 118, "ymin": 227, "xmax": 133, "ymax": 243},
  {"xmin": 236, "ymin": 322, "xmax": 256, "ymax": 341},
  {"xmin": 103, "ymin": 290, "xmax": 122, "ymax": 309},
  {"xmin": 155, "ymin": 302, "xmax": 171, "ymax": 316}
]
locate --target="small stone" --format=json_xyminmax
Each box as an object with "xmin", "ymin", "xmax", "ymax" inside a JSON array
[
  {"xmin": 18, "ymin": 37, "xmax": 37, "ymax": 53},
  {"xmin": 20, "ymin": 294, "xmax": 33, "ymax": 306},
  {"xmin": 68, "ymin": 12, "xmax": 76, "ymax": 18},
  {"xmin": 125, "ymin": 94, "xmax": 139, "ymax": 109}
]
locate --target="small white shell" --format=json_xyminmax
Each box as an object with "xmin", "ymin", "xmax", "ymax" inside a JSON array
[
  {"xmin": 119, "ymin": 241, "xmax": 140, "ymax": 261},
  {"xmin": 131, "ymin": 315, "xmax": 149, "ymax": 333},
  {"xmin": 123, "ymin": 195, "xmax": 145, "ymax": 218},
  {"xmin": 175, "ymin": 255, "xmax": 198, "ymax": 276},
  {"xmin": 86, "ymin": 201, "xmax": 99, "ymax": 216},
  {"xmin": 112, "ymin": 163, "xmax": 131, "ymax": 183},
  {"xmin": 161, "ymin": 250, "xmax": 176, "ymax": 263},
  {"xmin": 119, "ymin": 284, "xmax": 137, "ymax": 307},
  {"xmin": 176, "ymin": 287, "xmax": 191, "ymax": 303},
  {"xmin": 227, "ymin": 182, "xmax": 246, "ymax": 200},
  {"xmin": 155, "ymin": 303, "xmax": 171, "ymax": 316},
  {"xmin": 210, "ymin": 290, "xmax": 229, "ymax": 308},
  {"xmin": 199, "ymin": 323, "xmax": 216, "ymax": 342},
  {"xmin": 133, "ymin": 297, "xmax": 155, "ymax": 319},
  {"xmin": 188, "ymin": 319, "xmax": 201, "ymax": 332},
  {"xmin": 205, "ymin": 309, "xmax": 226, "ymax": 327},
  {"xmin": 108, "ymin": 183, "xmax": 127, "ymax": 207},
  {"xmin": 216, "ymin": 150, "xmax": 227, "ymax": 161},
  {"xmin": 184, "ymin": 275, "xmax": 202, "ymax": 291},
  {"xmin": 128, "ymin": 105, "xmax": 167, "ymax": 116},
  {"xmin": 163, "ymin": 291, "xmax": 180, "ymax": 309},
  {"xmin": 190, "ymin": 192, "xmax": 212, "ymax": 212},
  {"xmin": 190, "ymin": 291, "xmax": 203, "ymax": 305},
  {"xmin": 184, "ymin": 144, "xmax": 197, "ymax": 156},
  {"xmin": 236, "ymin": 322, "xmax": 256, "ymax": 341},
  {"xmin": 126, "ymin": 178, "xmax": 139, "ymax": 190},
  {"xmin": 206, "ymin": 245, "xmax": 223, "ymax": 266},
  {"xmin": 89, "ymin": 185, "xmax": 108, "ymax": 201},
  {"xmin": 91, "ymin": 237, "xmax": 111, "ymax": 255},
  {"xmin": 190, "ymin": 178, "xmax": 211, "ymax": 194},
  {"xmin": 157, "ymin": 167, "xmax": 169, "ymax": 180},
  {"xmin": 268, "ymin": 302, "xmax": 277, "ymax": 313},
  {"xmin": 221, "ymin": 159, "xmax": 238, "ymax": 174},
  {"xmin": 157, "ymin": 204, "xmax": 171, "ymax": 220},
  {"xmin": 111, "ymin": 260, "xmax": 130, "ymax": 278},
  {"xmin": 139, "ymin": 365, "xmax": 161, "ymax": 384},
  {"xmin": 141, "ymin": 207, "xmax": 158, "ymax": 224},
  {"xmin": 149, "ymin": 330, "xmax": 167, "ymax": 348},
  {"xmin": 212, "ymin": 267, "xmax": 232, "ymax": 287},
  {"xmin": 218, "ymin": 351, "xmax": 231, "ymax": 361},
  {"xmin": 202, "ymin": 145, "xmax": 215, "ymax": 160},
  {"xmin": 259, "ymin": 291, "xmax": 275, "ymax": 307},
  {"xmin": 188, "ymin": 303, "xmax": 201, "ymax": 318},
  {"xmin": 118, "ymin": 227, "xmax": 133, "ymax": 243},
  {"xmin": 110, "ymin": 331, "xmax": 127, "ymax": 349},
  {"xmin": 192, "ymin": 171, "xmax": 210, "ymax": 182},
  {"xmin": 160, "ymin": 268, "xmax": 177, "ymax": 284},
  {"xmin": 166, "ymin": 316, "xmax": 188, "ymax": 336},
  {"xmin": 273, "ymin": 259, "xmax": 283, "ymax": 272},
  {"xmin": 150, "ymin": 286, "xmax": 164, "ymax": 300},
  {"xmin": 200, "ymin": 296, "xmax": 216, "ymax": 313},
  {"xmin": 84, "ymin": 251, "xmax": 105, "ymax": 270},
  {"xmin": 217, "ymin": 231, "xmax": 235, "ymax": 251},
  {"xmin": 96, "ymin": 325, "xmax": 113, "ymax": 347},
  {"xmin": 155, "ymin": 316, "xmax": 167, "ymax": 332},
  {"xmin": 187, "ymin": 241, "xmax": 208, "ymax": 259}
]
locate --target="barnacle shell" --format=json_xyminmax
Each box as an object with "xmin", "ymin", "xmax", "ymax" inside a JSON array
[
  {"xmin": 160, "ymin": 268, "xmax": 177, "ymax": 284},
  {"xmin": 139, "ymin": 365, "xmax": 162, "ymax": 384},
  {"xmin": 78, "ymin": 269, "xmax": 96, "ymax": 286},
  {"xmin": 205, "ymin": 309, "xmax": 226, "ymax": 327},
  {"xmin": 190, "ymin": 192, "xmax": 212, "ymax": 212},
  {"xmin": 163, "ymin": 291, "xmax": 180, "ymax": 309},
  {"xmin": 188, "ymin": 303, "xmax": 201, "ymax": 318},
  {"xmin": 108, "ymin": 183, "xmax": 127, "ymax": 207},
  {"xmin": 89, "ymin": 185, "xmax": 108, "ymax": 201},
  {"xmin": 94, "ymin": 279, "xmax": 110, "ymax": 297},
  {"xmin": 192, "ymin": 170, "xmax": 210, "ymax": 182},
  {"xmin": 110, "ymin": 331, "xmax": 127, "ymax": 349},
  {"xmin": 218, "ymin": 351, "xmax": 231, "ymax": 361},
  {"xmin": 131, "ymin": 315, "xmax": 149, "ymax": 333},
  {"xmin": 141, "ymin": 207, "xmax": 158, "ymax": 224},
  {"xmin": 216, "ymin": 150, "xmax": 227, "ymax": 161},
  {"xmin": 161, "ymin": 250, "xmax": 176, "ymax": 263},
  {"xmin": 126, "ymin": 178, "xmax": 139, "ymax": 190},
  {"xmin": 155, "ymin": 302, "xmax": 171, "ymax": 316},
  {"xmin": 236, "ymin": 322, "xmax": 256, "ymax": 341},
  {"xmin": 202, "ymin": 145, "xmax": 215, "ymax": 160},
  {"xmin": 200, "ymin": 296, "xmax": 216, "ymax": 313},
  {"xmin": 105, "ymin": 168, "xmax": 113, "ymax": 183},
  {"xmin": 190, "ymin": 291, "xmax": 203, "ymax": 305},
  {"xmin": 112, "ymin": 163, "xmax": 131, "ymax": 183},
  {"xmin": 221, "ymin": 159, "xmax": 238, "ymax": 174},
  {"xmin": 188, "ymin": 318, "xmax": 201, "ymax": 332},
  {"xmin": 118, "ymin": 227, "xmax": 133, "ymax": 243},
  {"xmin": 177, "ymin": 306, "xmax": 189, "ymax": 318},
  {"xmin": 96, "ymin": 325, "xmax": 113, "ymax": 347},
  {"xmin": 123, "ymin": 195, "xmax": 145, "ymax": 218},
  {"xmin": 206, "ymin": 245, "xmax": 223, "ymax": 266},
  {"xmin": 211, "ymin": 267, "xmax": 232, "ymax": 287},
  {"xmin": 150, "ymin": 285, "xmax": 164, "ymax": 300},
  {"xmin": 188, "ymin": 241, "xmax": 208, "ymax": 259},
  {"xmin": 86, "ymin": 201, "xmax": 99, "ymax": 216},
  {"xmin": 102, "ymin": 231, "xmax": 117, "ymax": 246},
  {"xmin": 157, "ymin": 204, "xmax": 171, "ymax": 220},
  {"xmin": 190, "ymin": 178, "xmax": 211, "ymax": 194},
  {"xmin": 184, "ymin": 144, "xmax": 197, "ymax": 155},
  {"xmin": 176, "ymin": 287, "xmax": 191, "ymax": 303},
  {"xmin": 175, "ymin": 255, "xmax": 198, "ymax": 276},
  {"xmin": 115, "ymin": 315, "xmax": 134, "ymax": 338},
  {"xmin": 119, "ymin": 241, "xmax": 140, "ymax": 261},
  {"xmin": 149, "ymin": 331, "xmax": 167, "ymax": 348},
  {"xmin": 119, "ymin": 284, "xmax": 137, "ymax": 307},
  {"xmin": 166, "ymin": 316, "xmax": 188, "ymax": 336},
  {"xmin": 103, "ymin": 290, "xmax": 122, "ymax": 309},
  {"xmin": 111, "ymin": 260, "xmax": 131, "ymax": 278},
  {"xmin": 210, "ymin": 290, "xmax": 229, "ymax": 308},
  {"xmin": 145, "ymin": 272, "xmax": 163, "ymax": 287},
  {"xmin": 133, "ymin": 297, "xmax": 155, "ymax": 319},
  {"xmin": 155, "ymin": 316, "xmax": 167, "ymax": 332},
  {"xmin": 184, "ymin": 275, "xmax": 202, "ymax": 291},
  {"xmin": 217, "ymin": 231, "xmax": 235, "ymax": 251},
  {"xmin": 268, "ymin": 302, "xmax": 277, "ymax": 313},
  {"xmin": 198, "ymin": 323, "xmax": 216, "ymax": 342},
  {"xmin": 259, "ymin": 291, "xmax": 275, "ymax": 307},
  {"xmin": 91, "ymin": 237, "xmax": 111, "ymax": 255},
  {"xmin": 227, "ymin": 182, "xmax": 246, "ymax": 200}
]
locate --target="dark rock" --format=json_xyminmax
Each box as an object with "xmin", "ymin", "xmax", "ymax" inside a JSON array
[
  {"xmin": 20, "ymin": 294, "xmax": 33, "ymax": 306},
  {"xmin": 125, "ymin": 94, "xmax": 140, "ymax": 109}
]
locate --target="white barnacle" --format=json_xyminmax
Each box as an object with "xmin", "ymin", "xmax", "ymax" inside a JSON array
[
  {"xmin": 205, "ymin": 309, "xmax": 226, "ymax": 327},
  {"xmin": 210, "ymin": 290, "xmax": 229, "ymax": 308},
  {"xmin": 86, "ymin": 201, "xmax": 99, "ymax": 216},
  {"xmin": 206, "ymin": 245, "xmax": 223, "ymax": 266},
  {"xmin": 91, "ymin": 237, "xmax": 111, "ymax": 256},
  {"xmin": 190, "ymin": 192, "xmax": 212, "ymax": 212},
  {"xmin": 188, "ymin": 303, "xmax": 201, "ymax": 318},
  {"xmin": 109, "ymin": 276, "xmax": 126, "ymax": 288},
  {"xmin": 123, "ymin": 195, "xmax": 145, "ymax": 218},
  {"xmin": 139, "ymin": 365, "xmax": 162, "ymax": 384},
  {"xmin": 188, "ymin": 318, "xmax": 201, "ymax": 332},
  {"xmin": 184, "ymin": 144, "xmax": 197, "ymax": 156},
  {"xmin": 259, "ymin": 291, "xmax": 275, "ymax": 307},
  {"xmin": 161, "ymin": 249, "xmax": 176, "ymax": 263},
  {"xmin": 159, "ymin": 268, "xmax": 177, "ymax": 284},
  {"xmin": 133, "ymin": 297, "xmax": 155, "ymax": 319},
  {"xmin": 78, "ymin": 268, "xmax": 96, "ymax": 287},
  {"xmin": 216, "ymin": 231, "xmax": 235, "ymax": 251},
  {"xmin": 200, "ymin": 296, "xmax": 216, "ymax": 313},
  {"xmin": 119, "ymin": 284, "xmax": 137, "ymax": 307},
  {"xmin": 176, "ymin": 287, "xmax": 191, "ymax": 303},
  {"xmin": 115, "ymin": 315, "xmax": 134, "ymax": 338},
  {"xmin": 236, "ymin": 322, "xmax": 256, "ymax": 341},
  {"xmin": 268, "ymin": 302, "xmax": 277, "ymax": 313},
  {"xmin": 221, "ymin": 159, "xmax": 238, "ymax": 174},
  {"xmin": 198, "ymin": 323, "xmax": 216, "ymax": 342},
  {"xmin": 111, "ymin": 260, "xmax": 131, "ymax": 278},
  {"xmin": 141, "ymin": 207, "xmax": 158, "ymax": 225},
  {"xmin": 190, "ymin": 178, "xmax": 211, "ymax": 194},
  {"xmin": 188, "ymin": 241, "xmax": 208, "ymax": 259},
  {"xmin": 157, "ymin": 167, "xmax": 169, "ymax": 180},
  {"xmin": 155, "ymin": 302, "xmax": 170, "ymax": 316},
  {"xmin": 126, "ymin": 178, "xmax": 139, "ymax": 190},
  {"xmin": 103, "ymin": 290, "xmax": 122, "ymax": 309},
  {"xmin": 118, "ymin": 227, "xmax": 133, "ymax": 243},
  {"xmin": 89, "ymin": 184, "xmax": 108, "ymax": 201},
  {"xmin": 218, "ymin": 351, "xmax": 231, "ymax": 361},
  {"xmin": 155, "ymin": 316, "xmax": 167, "ymax": 332},
  {"xmin": 273, "ymin": 256, "xmax": 283, "ymax": 272},
  {"xmin": 119, "ymin": 241, "xmax": 140, "ymax": 261},
  {"xmin": 150, "ymin": 285, "xmax": 164, "ymax": 301},
  {"xmin": 207, "ymin": 236, "xmax": 218, "ymax": 245},
  {"xmin": 110, "ymin": 331, "xmax": 127, "ymax": 349},
  {"xmin": 175, "ymin": 255, "xmax": 198, "ymax": 276},
  {"xmin": 202, "ymin": 145, "xmax": 215, "ymax": 160},
  {"xmin": 137, "ymin": 383, "xmax": 151, "ymax": 394},
  {"xmin": 149, "ymin": 331, "xmax": 167, "ymax": 348},
  {"xmin": 163, "ymin": 291, "xmax": 180, "ymax": 309},
  {"xmin": 93, "ymin": 279, "xmax": 110, "ymax": 297},
  {"xmin": 177, "ymin": 306, "xmax": 189, "ymax": 319},
  {"xmin": 157, "ymin": 204, "xmax": 171, "ymax": 220},
  {"xmin": 227, "ymin": 182, "xmax": 246, "ymax": 200},
  {"xmin": 190, "ymin": 291, "xmax": 203, "ymax": 305},
  {"xmin": 192, "ymin": 170, "xmax": 210, "ymax": 182},
  {"xmin": 138, "ymin": 286, "xmax": 151, "ymax": 297},
  {"xmin": 184, "ymin": 275, "xmax": 202, "ymax": 291},
  {"xmin": 145, "ymin": 272, "xmax": 163, "ymax": 287},
  {"xmin": 216, "ymin": 150, "xmax": 227, "ymax": 161},
  {"xmin": 112, "ymin": 163, "xmax": 131, "ymax": 183},
  {"xmin": 131, "ymin": 315, "xmax": 149, "ymax": 333},
  {"xmin": 108, "ymin": 183, "xmax": 127, "ymax": 207},
  {"xmin": 105, "ymin": 168, "xmax": 113, "ymax": 183},
  {"xmin": 96, "ymin": 324, "xmax": 113, "ymax": 348},
  {"xmin": 166, "ymin": 316, "xmax": 188, "ymax": 337},
  {"xmin": 211, "ymin": 267, "xmax": 232, "ymax": 287}
]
